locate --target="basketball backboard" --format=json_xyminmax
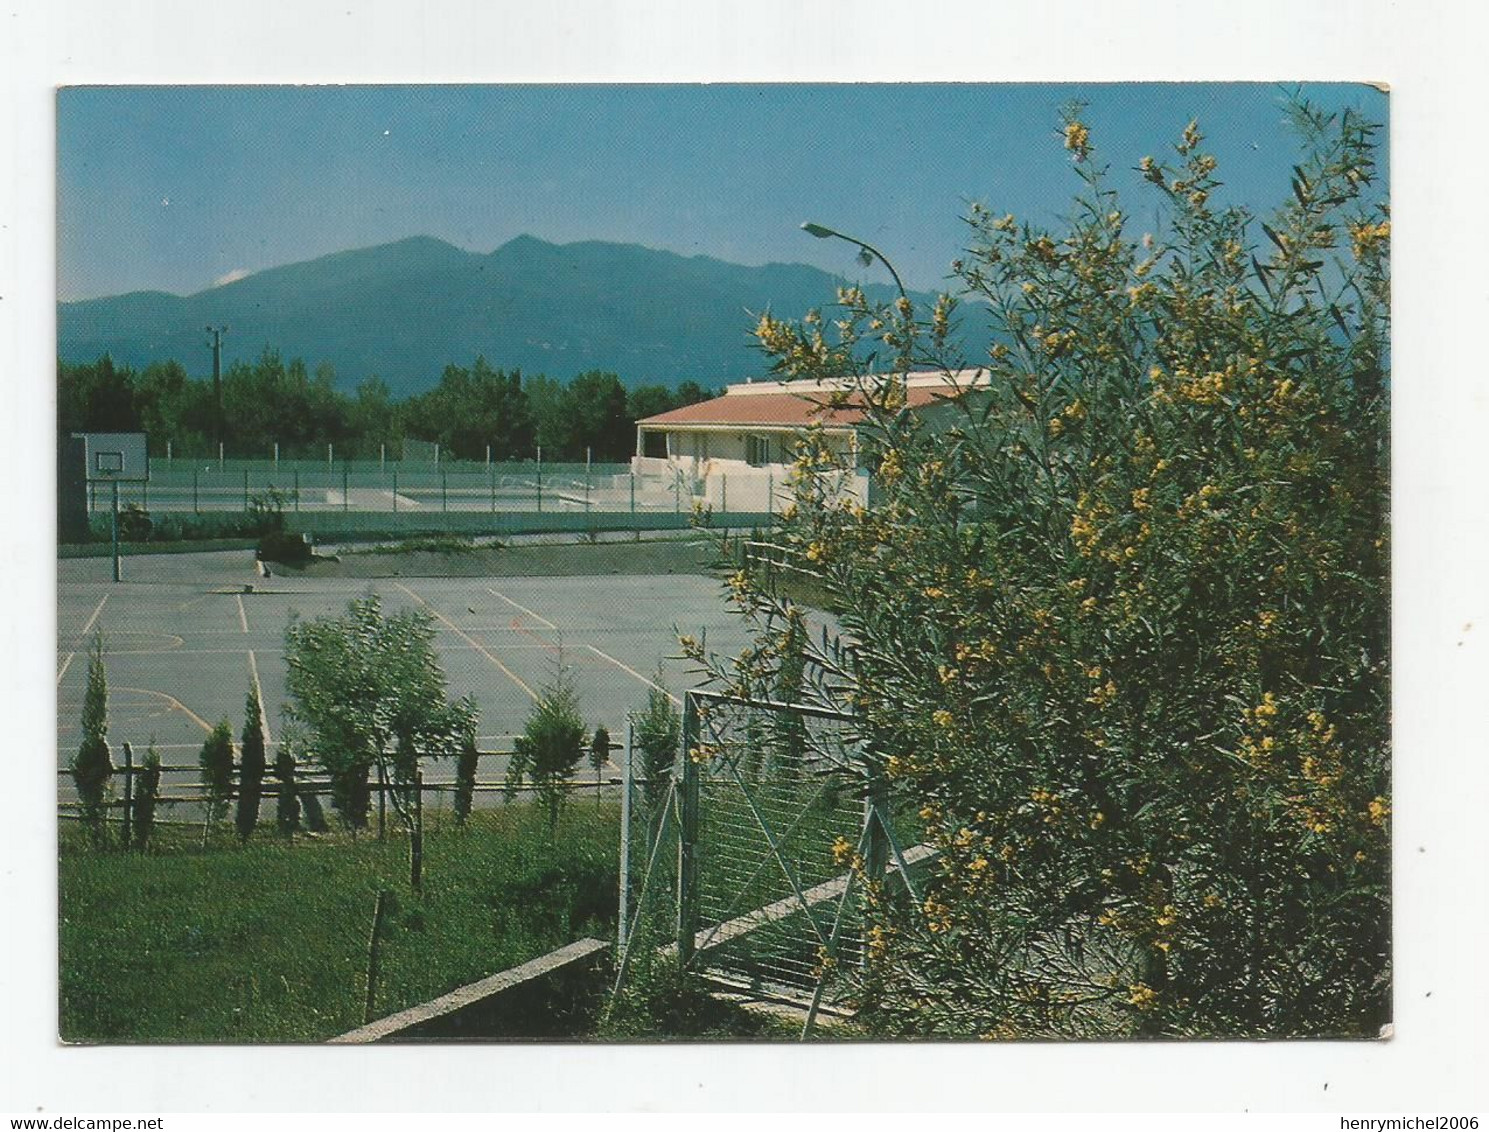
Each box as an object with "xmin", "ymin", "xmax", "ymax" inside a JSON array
[{"xmin": 74, "ymin": 432, "xmax": 149, "ymax": 483}]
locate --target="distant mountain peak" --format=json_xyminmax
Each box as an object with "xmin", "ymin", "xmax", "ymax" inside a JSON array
[{"xmin": 59, "ymin": 235, "xmax": 953, "ymax": 395}]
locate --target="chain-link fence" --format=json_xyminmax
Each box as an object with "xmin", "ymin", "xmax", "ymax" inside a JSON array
[
  {"xmin": 615, "ymin": 689, "xmax": 930, "ymax": 1032},
  {"xmin": 85, "ymin": 457, "xmax": 785, "ymax": 537}
]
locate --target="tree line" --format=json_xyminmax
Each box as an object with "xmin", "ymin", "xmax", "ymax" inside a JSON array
[{"xmin": 58, "ymin": 351, "xmax": 711, "ymax": 464}]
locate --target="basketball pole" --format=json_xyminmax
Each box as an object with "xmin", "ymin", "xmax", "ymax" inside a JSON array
[{"xmin": 110, "ymin": 478, "xmax": 121, "ymax": 583}]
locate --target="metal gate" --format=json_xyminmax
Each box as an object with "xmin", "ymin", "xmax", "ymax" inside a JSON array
[{"xmin": 616, "ymin": 689, "xmax": 925, "ymax": 1034}]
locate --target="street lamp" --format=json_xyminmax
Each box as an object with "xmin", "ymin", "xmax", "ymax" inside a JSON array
[{"xmin": 800, "ymin": 221, "xmax": 907, "ymax": 303}]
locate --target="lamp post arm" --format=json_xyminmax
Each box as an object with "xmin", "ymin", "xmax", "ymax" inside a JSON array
[{"xmin": 800, "ymin": 222, "xmax": 908, "ymax": 304}]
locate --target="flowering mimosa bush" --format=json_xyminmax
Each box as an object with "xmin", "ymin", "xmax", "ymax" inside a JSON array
[{"xmin": 703, "ymin": 100, "xmax": 1389, "ymax": 1038}]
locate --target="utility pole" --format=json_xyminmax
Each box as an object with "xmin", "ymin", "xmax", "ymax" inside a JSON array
[{"xmin": 206, "ymin": 325, "xmax": 228, "ymax": 452}]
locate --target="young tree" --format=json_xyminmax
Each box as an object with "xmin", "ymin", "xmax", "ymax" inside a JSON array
[
  {"xmin": 283, "ymin": 595, "xmax": 475, "ymax": 836},
  {"xmin": 198, "ymin": 720, "xmax": 236, "ymax": 845},
  {"xmin": 132, "ymin": 742, "xmax": 162, "ymax": 852},
  {"xmin": 70, "ymin": 634, "xmax": 113, "ymax": 846},
  {"xmin": 589, "ymin": 725, "xmax": 611, "ymax": 804},
  {"xmin": 274, "ymin": 733, "xmax": 302, "ymax": 836},
  {"xmin": 713, "ymin": 101, "xmax": 1389, "ymax": 1039},
  {"xmin": 630, "ymin": 674, "xmax": 680, "ymax": 812},
  {"xmin": 506, "ymin": 664, "xmax": 586, "ymax": 833},
  {"xmin": 453, "ymin": 725, "xmax": 479, "ymax": 826},
  {"xmin": 236, "ymin": 686, "xmax": 267, "ymax": 842}
]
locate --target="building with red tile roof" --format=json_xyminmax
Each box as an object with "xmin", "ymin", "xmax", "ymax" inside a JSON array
[{"xmin": 631, "ymin": 370, "xmax": 987, "ymax": 512}]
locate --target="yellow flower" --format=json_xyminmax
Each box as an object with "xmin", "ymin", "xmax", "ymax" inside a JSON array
[
  {"xmin": 1127, "ymin": 983, "xmax": 1159, "ymax": 1011},
  {"xmin": 1349, "ymin": 219, "xmax": 1390, "ymax": 259},
  {"xmin": 831, "ymin": 835, "xmax": 855, "ymax": 866},
  {"xmin": 932, "ymin": 709, "xmax": 956, "ymax": 730},
  {"xmin": 804, "ymin": 542, "xmax": 826, "ymax": 562},
  {"xmin": 1064, "ymin": 120, "xmax": 1091, "ymax": 158},
  {"xmin": 1367, "ymin": 796, "xmax": 1390, "ymax": 827}
]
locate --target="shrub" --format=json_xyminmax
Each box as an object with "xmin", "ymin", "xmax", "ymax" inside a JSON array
[
  {"xmin": 630, "ymin": 673, "xmax": 680, "ymax": 811},
  {"xmin": 198, "ymin": 720, "xmax": 235, "ymax": 842},
  {"xmin": 454, "ymin": 727, "xmax": 478, "ymax": 826},
  {"xmin": 712, "ymin": 99, "xmax": 1389, "ymax": 1039},
  {"xmin": 274, "ymin": 735, "xmax": 301, "ymax": 836},
  {"xmin": 236, "ymin": 687, "xmax": 267, "ymax": 842},
  {"xmin": 246, "ymin": 487, "xmax": 289, "ymax": 535},
  {"xmin": 132, "ymin": 743, "xmax": 162, "ymax": 852},
  {"xmin": 117, "ymin": 504, "xmax": 152, "ymax": 542},
  {"xmin": 506, "ymin": 664, "xmax": 587, "ymax": 833},
  {"xmin": 258, "ymin": 530, "xmax": 312, "ymax": 566},
  {"xmin": 283, "ymin": 595, "xmax": 475, "ymax": 835},
  {"xmin": 70, "ymin": 635, "xmax": 113, "ymax": 846},
  {"xmin": 589, "ymin": 725, "xmax": 611, "ymax": 800}
]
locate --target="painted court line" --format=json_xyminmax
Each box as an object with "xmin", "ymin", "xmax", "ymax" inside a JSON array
[
  {"xmin": 115, "ymin": 687, "xmax": 214, "ymax": 734},
  {"xmin": 485, "ymin": 587, "xmax": 556, "ymax": 630},
  {"xmin": 79, "ymin": 594, "xmax": 109, "ymax": 636},
  {"xmin": 56, "ymin": 652, "xmax": 75, "ymax": 685},
  {"xmin": 236, "ymin": 594, "xmax": 250, "ymax": 634},
  {"xmin": 246, "ymin": 650, "xmax": 273, "ymax": 745},
  {"xmin": 394, "ymin": 582, "xmax": 537, "ymax": 701},
  {"xmin": 584, "ymin": 644, "xmax": 681, "ymax": 705}
]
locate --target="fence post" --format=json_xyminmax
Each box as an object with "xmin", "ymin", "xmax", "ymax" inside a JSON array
[
  {"xmin": 864, "ymin": 771, "xmax": 889, "ymax": 892},
  {"xmin": 391, "ymin": 469, "xmax": 398, "ymax": 514},
  {"xmin": 535, "ymin": 446, "xmax": 543, "ymax": 513},
  {"xmin": 619, "ymin": 722, "xmax": 634, "ymax": 958},
  {"xmin": 120, "ymin": 741, "xmax": 134, "ymax": 850},
  {"xmin": 363, "ymin": 890, "xmax": 390, "ymax": 1024},
  {"xmin": 110, "ymin": 481, "xmax": 121, "ymax": 583},
  {"xmin": 342, "ymin": 462, "xmax": 349, "ymax": 513},
  {"xmin": 293, "ymin": 469, "xmax": 300, "ymax": 512},
  {"xmin": 411, "ymin": 764, "xmax": 424, "ymax": 892},
  {"xmin": 192, "ymin": 469, "xmax": 199, "ymax": 515},
  {"xmin": 630, "ymin": 471, "xmax": 638, "ymax": 540},
  {"xmin": 676, "ymin": 693, "xmax": 701, "ymax": 968},
  {"xmin": 243, "ymin": 468, "xmax": 250, "ymax": 511},
  {"xmin": 441, "ymin": 469, "xmax": 448, "ymax": 513}
]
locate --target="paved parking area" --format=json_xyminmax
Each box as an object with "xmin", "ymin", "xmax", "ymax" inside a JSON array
[{"xmin": 57, "ymin": 549, "xmax": 755, "ymax": 807}]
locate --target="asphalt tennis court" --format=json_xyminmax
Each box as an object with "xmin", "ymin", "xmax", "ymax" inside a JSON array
[{"xmin": 56, "ymin": 549, "xmax": 754, "ymax": 800}]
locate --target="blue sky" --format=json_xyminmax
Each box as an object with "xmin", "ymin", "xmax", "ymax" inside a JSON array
[{"xmin": 56, "ymin": 82, "xmax": 1387, "ymax": 302}]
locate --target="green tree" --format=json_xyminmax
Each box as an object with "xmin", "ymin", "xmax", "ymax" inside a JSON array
[
  {"xmin": 453, "ymin": 725, "xmax": 479, "ymax": 826},
  {"xmin": 132, "ymin": 742, "xmax": 162, "ymax": 852},
  {"xmin": 506, "ymin": 664, "xmax": 587, "ymax": 833},
  {"xmin": 630, "ymin": 674, "xmax": 680, "ymax": 811},
  {"xmin": 70, "ymin": 634, "xmax": 113, "ymax": 846},
  {"xmin": 198, "ymin": 720, "xmax": 236, "ymax": 844},
  {"xmin": 565, "ymin": 370, "xmax": 631, "ymax": 461},
  {"xmin": 236, "ymin": 687, "xmax": 267, "ymax": 842},
  {"xmin": 589, "ymin": 725, "xmax": 611, "ymax": 803},
  {"xmin": 717, "ymin": 100, "xmax": 1389, "ymax": 1039},
  {"xmin": 274, "ymin": 731, "xmax": 302, "ymax": 836},
  {"xmin": 284, "ymin": 595, "xmax": 475, "ymax": 835}
]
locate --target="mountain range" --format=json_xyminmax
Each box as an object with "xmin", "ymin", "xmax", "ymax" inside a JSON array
[{"xmin": 58, "ymin": 235, "xmax": 948, "ymax": 395}]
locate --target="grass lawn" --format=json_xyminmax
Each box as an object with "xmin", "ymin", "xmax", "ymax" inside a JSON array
[{"xmin": 58, "ymin": 803, "xmax": 619, "ymax": 1043}]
